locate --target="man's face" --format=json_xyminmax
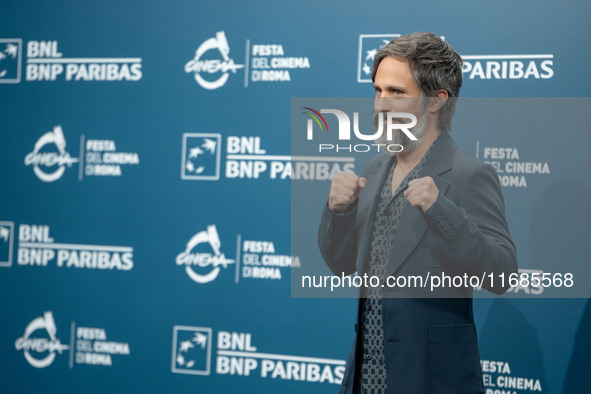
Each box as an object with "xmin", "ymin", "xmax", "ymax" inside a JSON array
[{"xmin": 373, "ymin": 57, "xmax": 428, "ymax": 153}]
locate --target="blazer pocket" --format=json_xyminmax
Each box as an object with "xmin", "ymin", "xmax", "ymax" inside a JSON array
[
  {"xmin": 409, "ymin": 240, "xmax": 453, "ymax": 268},
  {"xmin": 426, "ymin": 324, "xmax": 484, "ymax": 394}
]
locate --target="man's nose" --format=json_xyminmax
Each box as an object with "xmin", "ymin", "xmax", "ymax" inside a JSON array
[{"xmin": 374, "ymin": 96, "xmax": 395, "ymax": 113}]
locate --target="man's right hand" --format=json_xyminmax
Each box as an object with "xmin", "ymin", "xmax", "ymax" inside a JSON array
[{"xmin": 328, "ymin": 172, "xmax": 367, "ymax": 214}]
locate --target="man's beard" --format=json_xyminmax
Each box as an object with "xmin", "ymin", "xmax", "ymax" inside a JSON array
[{"xmin": 373, "ymin": 101, "xmax": 429, "ymax": 155}]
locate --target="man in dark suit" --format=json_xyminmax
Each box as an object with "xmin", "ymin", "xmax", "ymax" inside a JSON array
[{"xmin": 318, "ymin": 33, "xmax": 517, "ymax": 393}]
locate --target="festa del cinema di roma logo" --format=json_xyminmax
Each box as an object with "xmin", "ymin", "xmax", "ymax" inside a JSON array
[
  {"xmin": 176, "ymin": 225, "xmax": 234, "ymax": 284},
  {"xmin": 15, "ymin": 311, "xmax": 131, "ymax": 369},
  {"xmin": 15, "ymin": 311, "xmax": 69, "ymax": 368},
  {"xmin": 24, "ymin": 125, "xmax": 78, "ymax": 182},
  {"xmin": 24, "ymin": 126, "xmax": 140, "ymax": 182},
  {"xmin": 184, "ymin": 31, "xmax": 244, "ymax": 90}
]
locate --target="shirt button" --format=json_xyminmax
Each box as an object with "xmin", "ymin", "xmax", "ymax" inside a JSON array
[{"xmin": 365, "ymin": 354, "xmax": 372, "ymax": 360}]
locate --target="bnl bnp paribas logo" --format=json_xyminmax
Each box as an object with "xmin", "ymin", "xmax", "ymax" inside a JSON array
[
  {"xmin": 172, "ymin": 326, "xmax": 212, "ymax": 375},
  {"xmin": 0, "ymin": 39, "xmax": 141, "ymax": 83},
  {"xmin": 172, "ymin": 327, "xmax": 346, "ymax": 384},
  {"xmin": 357, "ymin": 34, "xmax": 401, "ymax": 83},
  {"xmin": 0, "ymin": 221, "xmax": 15, "ymax": 267},
  {"xmin": 0, "ymin": 39, "xmax": 22, "ymax": 83},
  {"xmin": 357, "ymin": 34, "xmax": 554, "ymax": 82},
  {"xmin": 181, "ymin": 133, "xmax": 221, "ymax": 180}
]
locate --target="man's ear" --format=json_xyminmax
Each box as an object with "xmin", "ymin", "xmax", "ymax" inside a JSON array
[{"xmin": 428, "ymin": 90, "xmax": 449, "ymax": 114}]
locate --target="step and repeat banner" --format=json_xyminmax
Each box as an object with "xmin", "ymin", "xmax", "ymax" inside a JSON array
[{"xmin": 1, "ymin": 1, "xmax": 590, "ymax": 393}]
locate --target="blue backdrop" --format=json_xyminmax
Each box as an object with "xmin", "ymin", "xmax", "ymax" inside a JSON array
[{"xmin": 1, "ymin": 1, "xmax": 590, "ymax": 393}]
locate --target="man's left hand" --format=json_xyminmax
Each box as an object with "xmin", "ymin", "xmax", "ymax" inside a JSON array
[{"xmin": 404, "ymin": 176, "xmax": 439, "ymax": 212}]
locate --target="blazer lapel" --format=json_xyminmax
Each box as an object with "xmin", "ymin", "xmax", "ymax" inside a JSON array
[{"xmin": 382, "ymin": 130, "xmax": 456, "ymax": 279}]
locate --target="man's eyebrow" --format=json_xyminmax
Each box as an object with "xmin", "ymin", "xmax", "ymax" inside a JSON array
[{"xmin": 374, "ymin": 83, "xmax": 406, "ymax": 92}]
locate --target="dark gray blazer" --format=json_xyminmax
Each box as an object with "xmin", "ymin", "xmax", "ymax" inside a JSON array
[{"xmin": 318, "ymin": 130, "xmax": 517, "ymax": 394}]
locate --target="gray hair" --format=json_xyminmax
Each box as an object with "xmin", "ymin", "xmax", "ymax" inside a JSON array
[{"xmin": 371, "ymin": 32, "xmax": 463, "ymax": 131}]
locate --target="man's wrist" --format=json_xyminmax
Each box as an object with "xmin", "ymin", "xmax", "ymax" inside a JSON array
[{"xmin": 328, "ymin": 200, "xmax": 358, "ymax": 215}]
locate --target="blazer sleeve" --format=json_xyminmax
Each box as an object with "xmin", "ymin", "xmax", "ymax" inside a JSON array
[
  {"xmin": 423, "ymin": 162, "xmax": 518, "ymax": 294},
  {"xmin": 317, "ymin": 201, "xmax": 359, "ymax": 277}
]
